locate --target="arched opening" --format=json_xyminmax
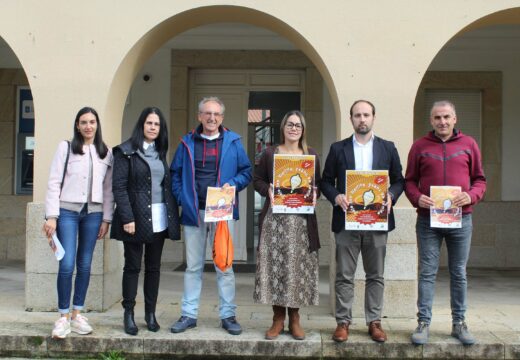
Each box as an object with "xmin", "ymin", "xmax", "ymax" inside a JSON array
[
  {"xmin": 105, "ymin": 6, "xmax": 341, "ymax": 143},
  {"xmin": 105, "ymin": 7, "xmax": 341, "ymax": 269},
  {"xmin": 413, "ymin": 8, "xmax": 520, "ymax": 272},
  {"xmin": 0, "ymin": 35, "xmax": 34, "ymax": 302}
]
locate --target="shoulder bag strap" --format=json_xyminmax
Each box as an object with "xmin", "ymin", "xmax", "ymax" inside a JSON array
[{"xmin": 60, "ymin": 141, "xmax": 70, "ymax": 192}]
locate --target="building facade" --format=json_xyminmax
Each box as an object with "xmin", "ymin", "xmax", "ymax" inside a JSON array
[{"xmin": 0, "ymin": 0, "xmax": 519, "ymax": 312}]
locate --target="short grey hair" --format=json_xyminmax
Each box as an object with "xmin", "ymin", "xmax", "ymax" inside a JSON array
[
  {"xmin": 198, "ymin": 96, "xmax": 225, "ymax": 114},
  {"xmin": 430, "ymin": 100, "xmax": 456, "ymax": 117}
]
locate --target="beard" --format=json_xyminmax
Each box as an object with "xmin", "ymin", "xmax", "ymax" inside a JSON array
[{"xmin": 355, "ymin": 125, "xmax": 371, "ymax": 135}]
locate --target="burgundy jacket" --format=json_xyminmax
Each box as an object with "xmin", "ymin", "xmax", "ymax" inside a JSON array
[
  {"xmin": 254, "ymin": 146, "xmax": 321, "ymax": 252},
  {"xmin": 405, "ymin": 130, "xmax": 486, "ymax": 217}
]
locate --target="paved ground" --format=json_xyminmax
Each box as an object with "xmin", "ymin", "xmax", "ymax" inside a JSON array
[{"xmin": 0, "ymin": 260, "xmax": 519, "ymax": 359}]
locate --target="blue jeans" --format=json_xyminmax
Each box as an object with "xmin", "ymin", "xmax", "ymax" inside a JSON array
[
  {"xmin": 181, "ymin": 210, "xmax": 236, "ymax": 319},
  {"xmin": 56, "ymin": 207, "xmax": 102, "ymax": 314},
  {"xmin": 416, "ymin": 214, "xmax": 472, "ymax": 324}
]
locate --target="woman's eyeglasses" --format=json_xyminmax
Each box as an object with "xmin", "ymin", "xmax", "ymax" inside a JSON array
[{"xmin": 285, "ymin": 122, "xmax": 303, "ymax": 131}]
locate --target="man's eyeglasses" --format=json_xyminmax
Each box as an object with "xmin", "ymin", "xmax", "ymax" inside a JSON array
[
  {"xmin": 200, "ymin": 111, "xmax": 223, "ymax": 118},
  {"xmin": 285, "ymin": 122, "xmax": 303, "ymax": 131}
]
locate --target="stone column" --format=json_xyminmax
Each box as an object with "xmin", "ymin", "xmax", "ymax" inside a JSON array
[
  {"xmin": 328, "ymin": 207, "xmax": 417, "ymax": 318},
  {"xmin": 25, "ymin": 202, "xmax": 123, "ymax": 311}
]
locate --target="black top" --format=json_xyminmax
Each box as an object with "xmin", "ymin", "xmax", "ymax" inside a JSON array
[{"xmin": 110, "ymin": 140, "xmax": 180, "ymax": 243}]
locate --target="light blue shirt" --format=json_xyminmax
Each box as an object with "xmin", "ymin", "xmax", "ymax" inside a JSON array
[{"xmin": 352, "ymin": 133, "xmax": 374, "ymax": 171}]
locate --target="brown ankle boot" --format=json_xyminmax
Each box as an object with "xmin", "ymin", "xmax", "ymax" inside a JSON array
[
  {"xmin": 265, "ymin": 305, "xmax": 286, "ymax": 340},
  {"xmin": 288, "ymin": 307, "xmax": 305, "ymax": 340}
]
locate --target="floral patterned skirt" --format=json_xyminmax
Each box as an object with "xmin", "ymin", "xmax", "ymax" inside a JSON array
[{"xmin": 253, "ymin": 208, "xmax": 319, "ymax": 307}]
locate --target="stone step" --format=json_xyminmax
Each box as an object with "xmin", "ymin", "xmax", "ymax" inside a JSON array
[{"xmin": 0, "ymin": 323, "xmax": 518, "ymax": 359}]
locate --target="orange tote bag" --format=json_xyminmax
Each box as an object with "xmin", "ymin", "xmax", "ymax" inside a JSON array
[{"xmin": 213, "ymin": 221, "xmax": 234, "ymax": 271}]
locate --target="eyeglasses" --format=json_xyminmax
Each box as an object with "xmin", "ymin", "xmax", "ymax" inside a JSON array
[
  {"xmin": 285, "ymin": 122, "xmax": 303, "ymax": 131},
  {"xmin": 200, "ymin": 111, "xmax": 223, "ymax": 118}
]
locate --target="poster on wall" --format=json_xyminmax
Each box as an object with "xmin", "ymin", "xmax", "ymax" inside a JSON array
[
  {"xmin": 430, "ymin": 186, "xmax": 462, "ymax": 228},
  {"xmin": 16, "ymin": 86, "xmax": 34, "ymax": 194},
  {"xmin": 272, "ymin": 154, "xmax": 315, "ymax": 214},
  {"xmin": 345, "ymin": 170, "xmax": 389, "ymax": 230},
  {"xmin": 18, "ymin": 87, "xmax": 34, "ymax": 133}
]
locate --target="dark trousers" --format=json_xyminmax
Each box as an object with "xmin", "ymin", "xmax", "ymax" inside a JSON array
[
  {"xmin": 335, "ymin": 230, "xmax": 387, "ymax": 325},
  {"xmin": 122, "ymin": 231, "xmax": 166, "ymax": 312}
]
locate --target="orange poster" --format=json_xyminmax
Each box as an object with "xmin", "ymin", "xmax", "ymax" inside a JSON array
[
  {"xmin": 345, "ymin": 170, "xmax": 389, "ymax": 230},
  {"xmin": 204, "ymin": 186, "xmax": 236, "ymax": 222},
  {"xmin": 272, "ymin": 154, "xmax": 315, "ymax": 214},
  {"xmin": 430, "ymin": 186, "xmax": 462, "ymax": 228}
]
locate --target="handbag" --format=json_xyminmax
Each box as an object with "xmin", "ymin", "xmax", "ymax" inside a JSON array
[{"xmin": 212, "ymin": 221, "xmax": 234, "ymax": 271}]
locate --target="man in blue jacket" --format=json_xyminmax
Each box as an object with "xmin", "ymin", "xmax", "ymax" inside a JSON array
[{"xmin": 170, "ymin": 97, "xmax": 252, "ymax": 335}]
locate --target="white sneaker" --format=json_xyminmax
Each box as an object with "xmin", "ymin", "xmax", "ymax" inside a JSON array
[
  {"xmin": 52, "ymin": 317, "xmax": 71, "ymax": 339},
  {"xmin": 70, "ymin": 314, "xmax": 93, "ymax": 335}
]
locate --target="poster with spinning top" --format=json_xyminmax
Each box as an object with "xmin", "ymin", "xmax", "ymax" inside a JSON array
[
  {"xmin": 272, "ymin": 154, "xmax": 315, "ymax": 214},
  {"xmin": 204, "ymin": 186, "xmax": 236, "ymax": 222},
  {"xmin": 345, "ymin": 170, "xmax": 389, "ymax": 230},
  {"xmin": 430, "ymin": 186, "xmax": 462, "ymax": 228}
]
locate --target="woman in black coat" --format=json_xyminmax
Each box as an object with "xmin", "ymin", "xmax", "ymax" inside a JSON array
[{"xmin": 111, "ymin": 107, "xmax": 180, "ymax": 335}]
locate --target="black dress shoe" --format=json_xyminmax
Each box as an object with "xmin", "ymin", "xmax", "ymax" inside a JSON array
[
  {"xmin": 124, "ymin": 309, "xmax": 138, "ymax": 335},
  {"xmin": 145, "ymin": 312, "xmax": 160, "ymax": 332}
]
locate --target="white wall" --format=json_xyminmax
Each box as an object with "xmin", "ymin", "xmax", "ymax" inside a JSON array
[
  {"xmin": 322, "ymin": 84, "xmax": 337, "ymax": 160},
  {"xmin": 428, "ymin": 25, "xmax": 520, "ymax": 201},
  {"xmin": 121, "ymin": 48, "xmax": 171, "ymax": 146}
]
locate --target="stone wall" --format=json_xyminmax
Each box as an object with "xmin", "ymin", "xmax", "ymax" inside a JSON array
[
  {"xmin": 440, "ymin": 202, "xmax": 520, "ymax": 268},
  {"xmin": 0, "ymin": 195, "xmax": 30, "ymax": 260},
  {"xmin": 25, "ymin": 202, "xmax": 123, "ymax": 311},
  {"xmin": 0, "ymin": 69, "xmax": 30, "ymax": 260},
  {"xmin": 327, "ymin": 207, "xmax": 418, "ymax": 318}
]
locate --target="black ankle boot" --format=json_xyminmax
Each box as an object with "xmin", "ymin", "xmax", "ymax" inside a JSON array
[
  {"xmin": 145, "ymin": 312, "xmax": 160, "ymax": 332},
  {"xmin": 124, "ymin": 309, "xmax": 138, "ymax": 335}
]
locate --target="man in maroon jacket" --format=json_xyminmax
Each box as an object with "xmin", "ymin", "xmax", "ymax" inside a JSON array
[{"xmin": 405, "ymin": 100, "xmax": 486, "ymax": 345}]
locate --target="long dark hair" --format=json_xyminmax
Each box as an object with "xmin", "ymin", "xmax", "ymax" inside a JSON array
[
  {"xmin": 130, "ymin": 107, "xmax": 169, "ymax": 160},
  {"xmin": 71, "ymin": 107, "xmax": 108, "ymax": 159}
]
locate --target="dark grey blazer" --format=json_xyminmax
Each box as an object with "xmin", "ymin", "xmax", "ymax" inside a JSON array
[{"xmin": 320, "ymin": 135, "xmax": 404, "ymax": 233}]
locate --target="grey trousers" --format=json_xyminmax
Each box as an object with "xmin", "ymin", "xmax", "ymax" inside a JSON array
[{"xmin": 335, "ymin": 230, "xmax": 387, "ymax": 325}]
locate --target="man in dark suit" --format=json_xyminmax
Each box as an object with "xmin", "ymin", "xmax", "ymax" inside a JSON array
[{"xmin": 321, "ymin": 100, "xmax": 404, "ymax": 343}]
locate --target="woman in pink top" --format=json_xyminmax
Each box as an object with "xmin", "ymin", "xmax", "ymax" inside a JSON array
[{"xmin": 42, "ymin": 107, "xmax": 114, "ymax": 339}]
